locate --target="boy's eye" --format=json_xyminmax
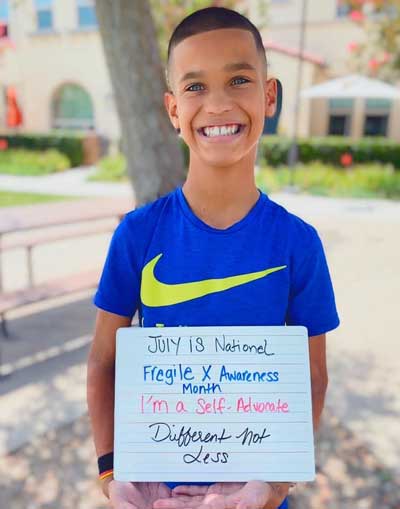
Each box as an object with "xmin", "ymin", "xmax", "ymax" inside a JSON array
[
  {"xmin": 185, "ymin": 77, "xmax": 250, "ymax": 92},
  {"xmin": 186, "ymin": 83, "xmax": 204, "ymax": 92},
  {"xmin": 231, "ymin": 77, "xmax": 250, "ymax": 86}
]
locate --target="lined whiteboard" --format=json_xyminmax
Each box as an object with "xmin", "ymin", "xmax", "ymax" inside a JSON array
[{"xmin": 114, "ymin": 326, "xmax": 315, "ymax": 482}]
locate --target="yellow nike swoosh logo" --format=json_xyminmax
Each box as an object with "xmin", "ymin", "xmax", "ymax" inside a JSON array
[{"xmin": 141, "ymin": 253, "xmax": 287, "ymax": 307}]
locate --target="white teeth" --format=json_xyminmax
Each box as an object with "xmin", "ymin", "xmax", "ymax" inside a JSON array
[{"xmin": 203, "ymin": 125, "xmax": 240, "ymax": 137}]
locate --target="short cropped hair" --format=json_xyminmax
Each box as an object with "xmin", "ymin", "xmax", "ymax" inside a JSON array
[{"xmin": 166, "ymin": 7, "xmax": 268, "ymax": 91}]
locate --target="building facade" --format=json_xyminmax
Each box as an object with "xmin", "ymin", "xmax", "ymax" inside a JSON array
[
  {"xmin": 0, "ymin": 0, "xmax": 120, "ymax": 144},
  {"xmin": 0, "ymin": 0, "xmax": 399, "ymax": 149},
  {"xmin": 249, "ymin": 0, "xmax": 400, "ymax": 141}
]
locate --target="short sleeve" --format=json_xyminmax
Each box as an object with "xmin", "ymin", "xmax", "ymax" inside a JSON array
[
  {"xmin": 93, "ymin": 217, "xmax": 140, "ymax": 318},
  {"xmin": 286, "ymin": 228, "xmax": 340, "ymax": 336}
]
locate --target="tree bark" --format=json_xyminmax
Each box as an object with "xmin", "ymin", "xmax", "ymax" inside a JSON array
[{"xmin": 95, "ymin": 0, "xmax": 186, "ymax": 205}]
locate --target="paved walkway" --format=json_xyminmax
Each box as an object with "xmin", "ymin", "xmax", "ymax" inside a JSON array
[
  {"xmin": 0, "ymin": 166, "xmax": 133, "ymax": 197},
  {"xmin": 0, "ymin": 171, "xmax": 399, "ymax": 493},
  {"xmin": 2, "ymin": 409, "xmax": 399, "ymax": 509},
  {"xmin": 274, "ymin": 192, "xmax": 400, "ymax": 473}
]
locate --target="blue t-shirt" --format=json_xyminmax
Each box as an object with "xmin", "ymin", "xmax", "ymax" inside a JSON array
[{"xmin": 94, "ymin": 187, "xmax": 339, "ymax": 507}]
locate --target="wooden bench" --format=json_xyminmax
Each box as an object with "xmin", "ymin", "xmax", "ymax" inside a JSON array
[{"xmin": 0, "ymin": 197, "xmax": 133, "ymax": 337}]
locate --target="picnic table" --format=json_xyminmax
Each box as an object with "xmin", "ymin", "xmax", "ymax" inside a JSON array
[{"xmin": 0, "ymin": 197, "xmax": 134, "ymax": 337}]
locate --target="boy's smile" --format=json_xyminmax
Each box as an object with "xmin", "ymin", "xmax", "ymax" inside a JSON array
[{"xmin": 164, "ymin": 28, "xmax": 277, "ymax": 170}]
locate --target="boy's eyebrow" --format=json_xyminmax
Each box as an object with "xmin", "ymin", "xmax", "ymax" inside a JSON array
[{"xmin": 179, "ymin": 62, "xmax": 257, "ymax": 83}]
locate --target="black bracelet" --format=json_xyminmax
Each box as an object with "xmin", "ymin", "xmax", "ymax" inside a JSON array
[{"xmin": 98, "ymin": 451, "xmax": 114, "ymax": 480}]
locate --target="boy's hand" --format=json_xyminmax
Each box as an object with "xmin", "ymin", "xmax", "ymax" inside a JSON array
[
  {"xmin": 153, "ymin": 481, "xmax": 287, "ymax": 509},
  {"xmin": 106, "ymin": 480, "xmax": 172, "ymax": 508}
]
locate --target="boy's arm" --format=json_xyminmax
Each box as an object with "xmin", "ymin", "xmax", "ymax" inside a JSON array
[
  {"xmin": 309, "ymin": 333, "xmax": 328, "ymax": 431},
  {"xmin": 87, "ymin": 309, "xmax": 132, "ymax": 494}
]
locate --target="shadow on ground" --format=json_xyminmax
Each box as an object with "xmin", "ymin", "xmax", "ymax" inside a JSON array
[
  {"xmin": 290, "ymin": 407, "xmax": 400, "ymax": 509},
  {"xmin": 326, "ymin": 349, "xmax": 400, "ymax": 475},
  {"xmin": 0, "ymin": 297, "xmax": 95, "ymax": 455},
  {"xmin": 0, "ymin": 409, "xmax": 399, "ymax": 509},
  {"xmin": 1, "ymin": 296, "xmax": 95, "ymax": 365}
]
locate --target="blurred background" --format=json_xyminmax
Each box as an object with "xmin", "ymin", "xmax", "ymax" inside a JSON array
[{"xmin": 0, "ymin": 0, "xmax": 399, "ymax": 508}]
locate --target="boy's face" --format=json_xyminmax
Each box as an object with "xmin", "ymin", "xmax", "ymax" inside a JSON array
[{"xmin": 164, "ymin": 28, "xmax": 277, "ymax": 169}]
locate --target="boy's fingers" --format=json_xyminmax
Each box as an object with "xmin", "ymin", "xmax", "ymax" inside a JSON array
[
  {"xmin": 223, "ymin": 494, "xmax": 249, "ymax": 509},
  {"xmin": 153, "ymin": 497, "xmax": 198, "ymax": 508},
  {"xmin": 153, "ymin": 499, "xmax": 183, "ymax": 509},
  {"xmin": 155, "ymin": 495, "xmax": 217, "ymax": 509},
  {"xmin": 110, "ymin": 493, "xmax": 138, "ymax": 509},
  {"xmin": 173, "ymin": 486, "xmax": 209, "ymax": 496},
  {"xmin": 197, "ymin": 494, "xmax": 229, "ymax": 509},
  {"xmin": 236, "ymin": 502, "xmax": 251, "ymax": 509},
  {"xmin": 114, "ymin": 502, "xmax": 138, "ymax": 509},
  {"xmin": 168, "ymin": 495, "xmax": 205, "ymax": 504}
]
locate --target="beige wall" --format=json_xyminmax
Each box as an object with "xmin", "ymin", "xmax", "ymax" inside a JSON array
[
  {"xmin": 1, "ymin": 0, "xmax": 120, "ymax": 141},
  {"xmin": 388, "ymin": 102, "xmax": 400, "ymax": 142},
  {"xmin": 309, "ymin": 98, "xmax": 329, "ymax": 137},
  {"xmin": 254, "ymin": 0, "xmax": 366, "ymax": 75},
  {"xmin": 266, "ymin": 50, "xmax": 321, "ymax": 137}
]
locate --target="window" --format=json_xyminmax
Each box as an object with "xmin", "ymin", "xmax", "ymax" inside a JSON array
[
  {"xmin": 365, "ymin": 98, "xmax": 391, "ymax": 110},
  {"xmin": 328, "ymin": 98, "xmax": 353, "ymax": 136},
  {"xmin": 364, "ymin": 98, "xmax": 391, "ymax": 136},
  {"xmin": 77, "ymin": 0, "xmax": 97, "ymax": 28},
  {"xmin": 0, "ymin": 0, "xmax": 8, "ymax": 38},
  {"xmin": 35, "ymin": 0, "xmax": 53, "ymax": 31},
  {"xmin": 329, "ymin": 115, "xmax": 350, "ymax": 136},
  {"xmin": 364, "ymin": 115, "xmax": 388, "ymax": 137},
  {"xmin": 336, "ymin": 1, "xmax": 350, "ymax": 18},
  {"xmin": 52, "ymin": 83, "xmax": 95, "ymax": 130}
]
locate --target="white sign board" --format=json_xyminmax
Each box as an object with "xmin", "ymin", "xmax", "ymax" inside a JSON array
[{"xmin": 114, "ymin": 326, "xmax": 315, "ymax": 482}]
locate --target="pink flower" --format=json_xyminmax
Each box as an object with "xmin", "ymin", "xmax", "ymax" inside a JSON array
[
  {"xmin": 0, "ymin": 139, "xmax": 8, "ymax": 151},
  {"xmin": 347, "ymin": 41, "xmax": 359, "ymax": 53},
  {"xmin": 368, "ymin": 58, "xmax": 380, "ymax": 71},
  {"xmin": 350, "ymin": 10, "xmax": 365, "ymax": 22}
]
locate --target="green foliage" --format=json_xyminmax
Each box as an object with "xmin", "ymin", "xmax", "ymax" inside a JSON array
[
  {"xmin": 0, "ymin": 149, "xmax": 70, "ymax": 176},
  {"xmin": 90, "ymin": 147, "xmax": 400, "ymax": 200},
  {"xmin": 259, "ymin": 136, "xmax": 400, "ymax": 169},
  {"xmin": 88, "ymin": 153, "xmax": 128, "ymax": 182},
  {"xmin": 91, "ymin": 138, "xmax": 189, "ymax": 182},
  {"xmin": 0, "ymin": 190, "xmax": 73, "ymax": 207},
  {"xmin": 256, "ymin": 162, "xmax": 400, "ymax": 199},
  {"xmin": 0, "ymin": 132, "xmax": 85, "ymax": 167}
]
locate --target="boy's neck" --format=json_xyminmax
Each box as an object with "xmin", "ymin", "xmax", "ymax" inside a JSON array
[{"xmin": 182, "ymin": 156, "xmax": 260, "ymax": 230}]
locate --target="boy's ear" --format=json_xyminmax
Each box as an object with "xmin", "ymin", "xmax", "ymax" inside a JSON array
[
  {"xmin": 265, "ymin": 78, "xmax": 278, "ymax": 118},
  {"xmin": 164, "ymin": 91, "xmax": 179, "ymax": 131}
]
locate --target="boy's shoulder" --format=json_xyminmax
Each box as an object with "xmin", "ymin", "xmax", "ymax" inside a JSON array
[
  {"xmin": 265, "ymin": 195, "xmax": 320, "ymax": 247},
  {"xmin": 122, "ymin": 188, "xmax": 177, "ymax": 228}
]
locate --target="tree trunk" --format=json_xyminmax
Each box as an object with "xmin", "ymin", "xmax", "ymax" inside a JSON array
[{"xmin": 95, "ymin": 0, "xmax": 186, "ymax": 205}]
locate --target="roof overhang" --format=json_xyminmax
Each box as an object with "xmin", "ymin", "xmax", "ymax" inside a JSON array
[{"xmin": 301, "ymin": 74, "xmax": 400, "ymax": 99}]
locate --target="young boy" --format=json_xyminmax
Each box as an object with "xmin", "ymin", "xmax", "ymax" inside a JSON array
[{"xmin": 87, "ymin": 7, "xmax": 339, "ymax": 509}]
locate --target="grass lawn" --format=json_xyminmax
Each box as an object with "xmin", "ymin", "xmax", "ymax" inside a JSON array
[{"xmin": 0, "ymin": 191, "xmax": 75, "ymax": 207}]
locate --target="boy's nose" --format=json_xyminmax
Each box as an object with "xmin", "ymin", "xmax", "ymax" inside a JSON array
[{"xmin": 203, "ymin": 92, "xmax": 233, "ymax": 115}]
